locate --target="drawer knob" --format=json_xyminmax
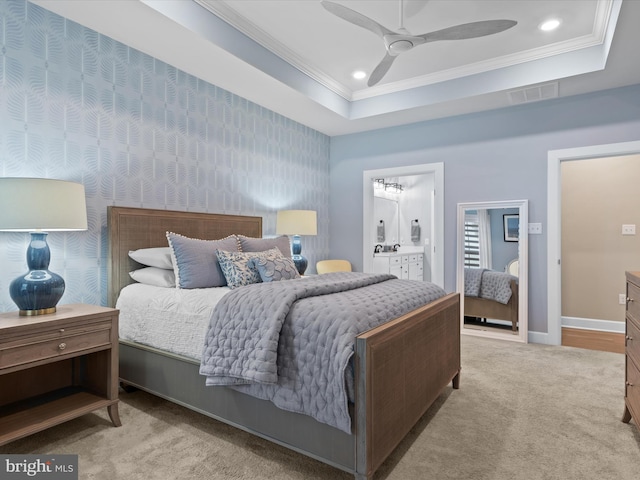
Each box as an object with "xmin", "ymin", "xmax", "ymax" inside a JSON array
[{"xmin": 58, "ymin": 342, "xmax": 66, "ymax": 351}]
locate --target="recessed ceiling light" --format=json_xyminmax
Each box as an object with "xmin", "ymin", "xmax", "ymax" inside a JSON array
[
  {"xmin": 539, "ymin": 19, "xmax": 561, "ymax": 31},
  {"xmin": 352, "ymin": 70, "xmax": 366, "ymax": 80}
]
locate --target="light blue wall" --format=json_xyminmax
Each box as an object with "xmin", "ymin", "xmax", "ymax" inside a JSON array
[
  {"xmin": 329, "ymin": 84, "xmax": 640, "ymax": 334},
  {"xmin": 0, "ymin": 1, "xmax": 330, "ymax": 312},
  {"xmin": 489, "ymin": 208, "xmax": 519, "ymax": 273}
]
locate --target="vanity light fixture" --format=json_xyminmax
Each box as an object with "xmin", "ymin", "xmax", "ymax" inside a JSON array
[{"xmin": 384, "ymin": 182, "xmax": 403, "ymax": 194}]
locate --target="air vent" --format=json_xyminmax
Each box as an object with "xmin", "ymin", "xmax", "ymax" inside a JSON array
[{"xmin": 508, "ymin": 82, "xmax": 558, "ymax": 105}]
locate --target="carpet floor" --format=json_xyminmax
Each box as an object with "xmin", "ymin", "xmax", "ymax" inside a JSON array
[{"xmin": 2, "ymin": 335, "xmax": 640, "ymax": 479}]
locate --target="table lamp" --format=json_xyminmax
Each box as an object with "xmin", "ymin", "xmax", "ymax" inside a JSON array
[
  {"xmin": 0, "ymin": 178, "xmax": 88, "ymax": 316},
  {"xmin": 276, "ymin": 210, "xmax": 317, "ymax": 275}
]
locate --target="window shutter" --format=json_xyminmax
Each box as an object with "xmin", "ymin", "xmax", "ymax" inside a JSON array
[{"xmin": 464, "ymin": 215, "xmax": 480, "ymax": 268}]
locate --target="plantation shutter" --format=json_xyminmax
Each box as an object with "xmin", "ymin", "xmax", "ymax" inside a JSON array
[{"xmin": 464, "ymin": 213, "xmax": 481, "ymax": 268}]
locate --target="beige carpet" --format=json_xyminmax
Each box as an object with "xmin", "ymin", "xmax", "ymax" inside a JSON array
[{"xmin": 3, "ymin": 335, "xmax": 640, "ymax": 479}]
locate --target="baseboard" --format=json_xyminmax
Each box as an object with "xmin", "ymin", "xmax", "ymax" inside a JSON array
[
  {"xmin": 561, "ymin": 316, "xmax": 625, "ymax": 333},
  {"xmin": 561, "ymin": 326, "xmax": 624, "ymax": 354}
]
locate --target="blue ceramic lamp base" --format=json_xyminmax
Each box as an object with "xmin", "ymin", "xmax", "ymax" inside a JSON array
[
  {"xmin": 291, "ymin": 234, "xmax": 308, "ymax": 275},
  {"xmin": 10, "ymin": 232, "xmax": 65, "ymax": 316}
]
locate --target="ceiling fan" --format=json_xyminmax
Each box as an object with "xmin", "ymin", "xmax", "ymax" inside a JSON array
[{"xmin": 320, "ymin": 0, "xmax": 517, "ymax": 87}]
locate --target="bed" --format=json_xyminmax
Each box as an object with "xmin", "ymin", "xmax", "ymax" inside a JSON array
[
  {"xmin": 107, "ymin": 206, "xmax": 460, "ymax": 480},
  {"xmin": 463, "ymin": 268, "xmax": 518, "ymax": 331}
]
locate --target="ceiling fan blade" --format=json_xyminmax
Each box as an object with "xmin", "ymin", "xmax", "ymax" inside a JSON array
[
  {"xmin": 321, "ymin": 0, "xmax": 393, "ymax": 38},
  {"xmin": 368, "ymin": 53, "xmax": 397, "ymax": 87},
  {"xmin": 419, "ymin": 19, "xmax": 517, "ymax": 42}
]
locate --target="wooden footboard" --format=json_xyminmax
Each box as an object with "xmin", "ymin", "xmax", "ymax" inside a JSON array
[{"xmin": 355, "ymin": 293, "xmax": 460, "ymax": 479}]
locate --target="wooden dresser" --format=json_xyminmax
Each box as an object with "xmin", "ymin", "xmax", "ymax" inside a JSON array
[{"xmin": 623, "ymin": 272, "xmax": 640, "ymax": 428}]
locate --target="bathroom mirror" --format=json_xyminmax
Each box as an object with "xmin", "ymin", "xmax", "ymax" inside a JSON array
[
  {"xmin": 373, "ymin": 196, "xmax": 399, "ymax": 248},
  {"xmin": 456, "ymin": 200, "xmax": 529, "ymax": 343}
]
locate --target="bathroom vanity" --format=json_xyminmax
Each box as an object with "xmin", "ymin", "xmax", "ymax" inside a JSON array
[{"xmin": 373, "ymin": 248, "xmax": 424, "ymax": 281}]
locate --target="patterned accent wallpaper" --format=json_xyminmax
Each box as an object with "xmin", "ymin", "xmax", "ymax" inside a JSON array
[{"xmin": 0, "ymin": 1, "xmax": 330, "ymax": 311}]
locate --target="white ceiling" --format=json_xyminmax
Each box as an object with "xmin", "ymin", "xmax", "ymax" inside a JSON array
[{"xmin": 31, "ymin": 0, "xmax": 640, "ymax": 136}]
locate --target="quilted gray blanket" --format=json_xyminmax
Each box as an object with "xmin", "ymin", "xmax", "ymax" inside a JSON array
[
  {"xmin": 464, "ymin": 268, "xmax": 515, "ymax": 304},
  {"xmin": 199, "ymin": 272, "xmax": 446, "ymax": 433}
]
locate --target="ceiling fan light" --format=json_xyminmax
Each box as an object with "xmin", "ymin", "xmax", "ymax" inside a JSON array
[{"xmin": 388, "ymin": 39, "xmax": 413, "ymax": 54}]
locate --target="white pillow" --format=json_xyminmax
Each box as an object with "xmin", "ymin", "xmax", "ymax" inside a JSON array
[
  {"xmin": 129, "ymin": 267, "xmax": 176, "ymax": 288},
  {"xmin": 129, "ymin": 247, "xmax": 173, "ymax": 269}
]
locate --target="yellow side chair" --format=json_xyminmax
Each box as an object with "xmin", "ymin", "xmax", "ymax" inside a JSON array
[{"xmin": 316, "ymin": 259, "xmax": 352, "ymax": 274}]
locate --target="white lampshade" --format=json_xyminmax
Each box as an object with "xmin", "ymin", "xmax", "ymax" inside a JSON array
[
  {"xmin": 276, "ymin": 210, "xmax": 317, "ymax": 236},
  {"xmin": 0, "ymin": 178, "xmax": 88, "ymax": 231}
]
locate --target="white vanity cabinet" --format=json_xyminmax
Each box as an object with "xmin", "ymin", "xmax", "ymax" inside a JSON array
[
  {"xmin": 407, "ymin": 253, "xmax": 424, "ymax": 281},
  {"xmin": 373, "ymin": 252, "xmax": 424, "ymax": 281}
]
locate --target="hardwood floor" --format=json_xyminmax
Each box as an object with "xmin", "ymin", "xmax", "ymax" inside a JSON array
[{"xmin": 561, "ymin": 327, "xmax": 624, "ymax": 354}]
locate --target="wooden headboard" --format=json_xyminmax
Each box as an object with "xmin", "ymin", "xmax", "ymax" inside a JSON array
[{"xmin": 107, "ymin": 206, "xmax": 263, "ymax": 307}]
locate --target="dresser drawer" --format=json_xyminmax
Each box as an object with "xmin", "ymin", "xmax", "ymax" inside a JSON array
[
  {"xmin": 0, "ymin": 322, "xmax": 112, "ymax": 370},
  {"xmin": 627, "ymin": 315, "xmax": 640, "ymax": 370},
  {"xmin": 627, "ymin": 355, "xmax": 640, "ymax": 422},
  {"xmin": 627, "ymin": 280, "xmax": 640, "ymax": 322}
]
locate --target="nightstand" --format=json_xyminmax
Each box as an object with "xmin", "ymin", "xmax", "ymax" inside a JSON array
[{"xmin": 0, "ymin": 304, "xmax": 121, "ymax": 445}]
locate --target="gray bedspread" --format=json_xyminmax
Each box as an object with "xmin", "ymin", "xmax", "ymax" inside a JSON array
[
  {"xmin": 464, "ymin": 268, "xmax": 515, "ymax": 304},
  {"xmin": 199, "ymin": 272, "xmax": 446, "ymax": 433}
]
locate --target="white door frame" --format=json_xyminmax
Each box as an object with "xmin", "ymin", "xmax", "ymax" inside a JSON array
[
  {"xmin": 362, "ymin": 163, "xmax": 444, "ymax": 288},
  {"xmin": 547, "ymin": 140, "xmax": 640, "ymax": 345}
]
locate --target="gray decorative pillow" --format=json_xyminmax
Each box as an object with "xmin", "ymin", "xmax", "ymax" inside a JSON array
[
  {"xmin": 166, "ymin": 232, "xmax": 238, "ymax": 288},
  {"xmin": 249, "ymin": 255, "xmax": 300, "ymax": 283},
  {"xmin": 237, "ymin": 235, "xmax": 292, "ymax": 258},
  {"xmin": 216, "ymin": 248, "xmax": 283, "ymax": 288}
]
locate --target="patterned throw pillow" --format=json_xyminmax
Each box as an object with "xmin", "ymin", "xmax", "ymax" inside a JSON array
[
  {"xmin": 216, "ymin": 248, "xmax": 284, "ymax": 288},
  {"xmin": 249, "ymin": 255, "xmax": 300, "ymax": 283}
]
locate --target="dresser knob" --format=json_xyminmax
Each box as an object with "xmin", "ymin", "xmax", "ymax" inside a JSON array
[
  {"xmin": 58, "ymin": 343, "xmax": 66, "ymax": 351},
  {"xmin": 59, "ymin": 328, "xmax": 65, "ymax": 333}
]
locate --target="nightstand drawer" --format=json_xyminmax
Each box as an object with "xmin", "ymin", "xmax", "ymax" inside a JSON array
[{"xmin": 0, "ymin": 323, "xmax": 111, "ymax": 370}]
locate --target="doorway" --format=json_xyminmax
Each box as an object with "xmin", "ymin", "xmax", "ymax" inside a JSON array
[
  {"xmin": 362, "ymin": 163, "xmax": 444, "ymax": 288},
  {"xmin": 547, "ymin": 140, "xmax": 640, "ymax": 345}
]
